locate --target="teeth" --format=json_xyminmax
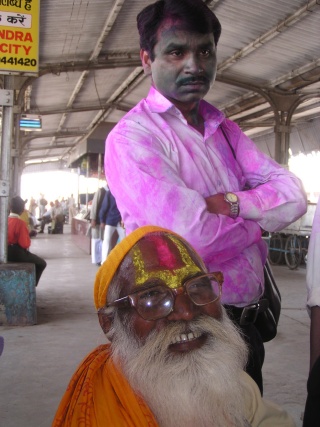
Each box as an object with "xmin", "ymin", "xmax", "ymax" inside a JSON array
[{"xmin": 171, "ymin": 331, "xmax": 201, "ymax": 344}]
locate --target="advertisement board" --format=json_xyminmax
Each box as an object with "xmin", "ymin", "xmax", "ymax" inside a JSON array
[{"xmin": 0, "ymin": 0, "xmax": 39, "ymax": 75}]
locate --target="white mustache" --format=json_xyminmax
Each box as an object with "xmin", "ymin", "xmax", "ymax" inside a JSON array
[{"xmin": 130, "ymin": 315, "xmax": 234, "ymax": 361}]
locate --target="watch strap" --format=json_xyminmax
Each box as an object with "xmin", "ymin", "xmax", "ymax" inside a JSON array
[{"xmin": 224, "ymin": 193, "xmax": 239, "ymax": 218}]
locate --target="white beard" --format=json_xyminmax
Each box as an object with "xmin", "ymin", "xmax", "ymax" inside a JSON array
[{"xmin": 110, "ymin": 311, "xmax": 250, "ymax": 427}]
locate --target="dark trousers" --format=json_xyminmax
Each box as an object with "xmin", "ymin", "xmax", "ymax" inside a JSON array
[
  {"xmin": 225, "ymin": 305, "xmax": 265, "ymax": 395},
  {"xmin": 303, "ymin": 356, "xmax": 320, "ymax": 427},
  {"xmin": 40, "ymin": 216, "xmax": 51, "ymax": 232},
  {"xmin": 7, "ymin": 244, "xmax": 47, "ymax": 286}
]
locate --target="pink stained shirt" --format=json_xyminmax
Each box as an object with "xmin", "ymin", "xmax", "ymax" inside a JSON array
[{"xmin": 105, "ymin": 87, "xmax": 307, "ymax": 307}]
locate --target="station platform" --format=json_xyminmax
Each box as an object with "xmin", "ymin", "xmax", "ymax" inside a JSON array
[{"xmin": 0, "ymin": 225, "xmax": 310, "ymax": 427}]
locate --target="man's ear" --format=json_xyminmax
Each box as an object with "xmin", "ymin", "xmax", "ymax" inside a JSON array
[
  {"xmin": 98, "ymin": 310, "xmax": 114, "ymax": 337},
  {"xmin": 140, "ymin": 49, "xmax": 152, "ymax": 75}
]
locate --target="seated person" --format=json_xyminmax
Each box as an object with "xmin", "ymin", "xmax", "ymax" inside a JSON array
[
  {"xmin": 7, "ymin": 196, "xmax": 47, "ymax": 286},
  {"xmin": 38, "ymin": 202, "xmax": 54, "ymax": 233},
  {"xmin": 19, "ymin": 199, "xmax": 30, "ymax": 229},
  {"xmin": 19, "ymin": 200, "xmax": 37, "ymax": 237},
  {"xmin": 52, "ymin": 226, "xmax": 295, "ymax": 427}
]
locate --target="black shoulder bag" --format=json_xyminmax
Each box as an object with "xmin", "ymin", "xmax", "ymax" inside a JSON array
[{"xmin": 220, "ymin": 123, "xmax": 281, "ymax": 342}]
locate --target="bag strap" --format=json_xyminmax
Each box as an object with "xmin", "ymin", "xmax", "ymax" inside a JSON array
[
  {"xmin": 220, "ymin": 123, "xmax": 252, "ymax": 192},
  {"xmin": 220, "ymin": 122, "xmax": 236, "ymax": 159}
]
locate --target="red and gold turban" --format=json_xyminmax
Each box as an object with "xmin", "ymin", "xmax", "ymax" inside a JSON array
[{"xmin": 94, "ymin": 225, "xmax": 177, "ymax": 309}]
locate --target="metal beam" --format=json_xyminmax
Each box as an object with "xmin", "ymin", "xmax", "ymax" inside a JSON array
[
  {"xmin": 218, "ymin": 1, "xmax": 320, "ymax": 72},
  {"xmin": 28, "ymin": 101, "xmax": 131, "ymax": 116},
  {"xmin": 65, "ymin": 67, "xmax": 145, "ymax": 162},
  {"xmin": 22, "ymin": 144, "xmax": 75, "ymax": 152},
  {"xmin": 39, "ymin": 56, "xmax": 142, "ymax": 75},
  {"xmin": 21, "ymin": 130, "xmax": 87, "ymax": 146},
  {"xmin": 45, "ymin": 0, "xmax": 127, "ymax": 155}
]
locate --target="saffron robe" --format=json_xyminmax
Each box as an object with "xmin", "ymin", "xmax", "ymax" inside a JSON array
[{"xmin": 52, "ymin": 344, "xmax": 295, "ymax": 427}]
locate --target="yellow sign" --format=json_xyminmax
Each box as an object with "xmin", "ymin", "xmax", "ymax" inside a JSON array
[{"xmin": 0, "ymin": 0, "xmax": 39, "ymax": 75}]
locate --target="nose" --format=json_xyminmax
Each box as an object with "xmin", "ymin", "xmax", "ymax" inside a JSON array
[
  {"xmin": 184, "ymin": 53, "xmax": 201, "ymax": 74},
  {"xmin": 166, "ymin": 290, "xmax": 200, "ymax": 321}
]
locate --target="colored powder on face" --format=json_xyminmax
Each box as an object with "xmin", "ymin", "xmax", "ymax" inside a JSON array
[
  {"xmin": 131, "ymin": 234, "xmax": 201, "ymax": 289},
  {"xmin": 148, "ymin": 234, "xmax": 181, "ymax": 269}
]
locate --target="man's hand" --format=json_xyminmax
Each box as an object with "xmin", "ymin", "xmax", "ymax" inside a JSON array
[
  {"xmin": 205, "ymin": 193, "xmax": 231, "ymax": 216},
  {"xmin": 91, "ymin": 219, "xmax": 96, "ymax": 227},
  {"xmin": 100, "ymin": 222, "xmax": 105, "ymax": 229}
]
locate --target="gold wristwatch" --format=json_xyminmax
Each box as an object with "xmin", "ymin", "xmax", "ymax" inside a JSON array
[{"xmin": 224, "ymin": 192, "xmax": 239, "ymax": 218}]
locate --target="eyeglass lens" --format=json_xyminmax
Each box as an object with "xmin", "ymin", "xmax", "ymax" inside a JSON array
[{"xmin": 133, "ymin": 275, "xmax": 221, "ymax": 320}]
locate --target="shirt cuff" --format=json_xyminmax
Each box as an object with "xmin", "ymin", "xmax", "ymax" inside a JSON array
[
  {"xmin": 235, "ymin": 191, "xmax": 262, "ymax": 220},
  {"xmin": 307, "ymin": 288, "xmax": 320, "ymax": 310}
]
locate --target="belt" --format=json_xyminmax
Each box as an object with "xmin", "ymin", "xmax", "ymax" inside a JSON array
[{"xmin": 224, "ymin": 299, "xmax": 269, "ymax": 326}]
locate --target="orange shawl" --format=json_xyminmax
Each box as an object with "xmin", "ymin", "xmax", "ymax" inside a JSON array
[{"xmin": 52, "ymin": 344, "xmax": 158, "ymax": 427}]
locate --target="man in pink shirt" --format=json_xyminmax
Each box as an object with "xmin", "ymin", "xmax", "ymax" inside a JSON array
[{"xmin": 104, "ymin": 0, "xmax": 307, "ymax": 393}]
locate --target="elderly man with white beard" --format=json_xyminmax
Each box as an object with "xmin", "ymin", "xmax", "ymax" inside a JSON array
[{"xmin": 52, "ymin": 226, "xmax": 295, "ymax": 427}]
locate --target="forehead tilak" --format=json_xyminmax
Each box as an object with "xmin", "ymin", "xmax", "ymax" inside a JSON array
[{"xmin": 131, "ymin": 235, "xmax": 201, "ymax": 289}]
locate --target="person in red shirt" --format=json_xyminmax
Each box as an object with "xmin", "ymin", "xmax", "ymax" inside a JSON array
[{"xmin": 7, "ymin": 196, "xmax": 47, "ymax": 286}]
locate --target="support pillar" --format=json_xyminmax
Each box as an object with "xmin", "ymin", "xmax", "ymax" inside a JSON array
[
  {"xmin": 0, "ymin": 76, "xmax": 14, "ymax": 264},
  {"xmin": 268, "ymin": 92, "xmax": 301, "ymax": 166}
]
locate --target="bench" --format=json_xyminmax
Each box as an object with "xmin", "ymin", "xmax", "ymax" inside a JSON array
[{"xmin": 0, "ymin": 263, "xmax": 36, "ymax": 326}]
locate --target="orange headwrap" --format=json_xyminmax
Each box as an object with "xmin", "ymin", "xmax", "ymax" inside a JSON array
[{"xmin": 94, "ymin": 225, "xmax": 177, "ymax": 309}]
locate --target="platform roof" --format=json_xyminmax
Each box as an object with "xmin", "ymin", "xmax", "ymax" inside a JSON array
[{"xmin": 2, "ymin": 0, "xmax": 320, "ymax": 169}]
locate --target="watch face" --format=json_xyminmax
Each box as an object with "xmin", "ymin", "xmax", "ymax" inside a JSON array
[{"xmin": 226, "ymin": 193, "xmax": 238, "ymax": 203}]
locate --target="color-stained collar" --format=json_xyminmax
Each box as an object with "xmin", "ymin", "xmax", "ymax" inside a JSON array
[{"xmin": 145, "ymin": 86, "xmax": 225, "ymax": 135}]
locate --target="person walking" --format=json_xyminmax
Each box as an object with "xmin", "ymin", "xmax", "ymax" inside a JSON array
[
  {"xmin": 90, "ymin": 185, "xmax": 107, "ymax": 266},
  {"xmin": 99, "ymin": 189, "xmax": 125, "ymax": 263},
  {"xmin": 68, "ymin": 194, "xmax": 76, "ymax": 225},
  {"xmin": 38, "ymin": 194, "xmax": 47, "ymax": 218}
]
